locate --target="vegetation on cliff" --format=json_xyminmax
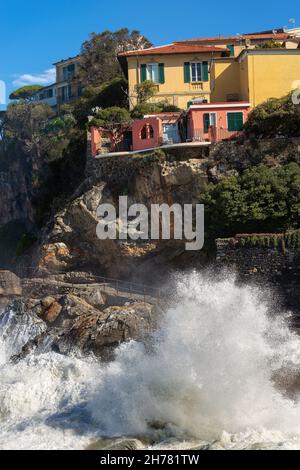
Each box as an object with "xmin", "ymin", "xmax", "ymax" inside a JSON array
[
  {"xmin": 201, "ymin": 163, "xmax": 300, "ymax": 239},
  {"xmin": 78, "ymin": 28, "xmax": 152, "ymax": 86},
  {"xmin": 9, "ymin": 85, "xmax": 44, "ymax": 101},
  {"xmin": 245, "ymin": 92, "xmax": 300, "ymax": 138}
]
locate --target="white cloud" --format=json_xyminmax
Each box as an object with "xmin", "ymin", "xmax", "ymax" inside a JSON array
[{"xmin": 12, "ymin": 68, "xmax": 56, "ymax": 87}]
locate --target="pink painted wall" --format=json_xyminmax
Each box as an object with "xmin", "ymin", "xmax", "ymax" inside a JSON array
[
  {"xmin": 132, "ymin": 117, "xmax": 162, "ymax": 151},
  {"xmin": 187, "ymin": 103, "xmax": 251, "ymax": 142},
  {"xmin": 90, "ymin": 127, "xmax": 102, "ymax": 157}
]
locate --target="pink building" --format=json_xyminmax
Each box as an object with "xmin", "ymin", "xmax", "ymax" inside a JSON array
[
  {"xmin": 89, "ymin": 104, "xmax": 251, "ymax": 157},
  {"xmin": 132, "ymin": 112, "xmax": 181, "ymax": 151},
  {"xmin": 186, "ymin": 102, "xmax": 251, "ymax": 142}
]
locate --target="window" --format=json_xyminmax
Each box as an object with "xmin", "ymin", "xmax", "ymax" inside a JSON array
[
  {"xmin": 184, "ymin": 62, "xmax": 209, "ymax": 83},
  {"xmin": 63, "ymin": 64, "xmax": 76, "ymax": 81},
  {"xmin": 227, "ymin": 112, "xmax": 244, "ymax": 131},
  {"xmin": 39, "ymin": 89, "xmax": 53, "ymax": 100},
  {"xmin": 227, "ymin": 45, "xmax": 235, "ymax": 56},
  {"xmin": 226, "ymin": 93, "xmax": 240, "ymax": 102},
  {"xmin": 60, "ymin": 85, "xmax": 70, "ymax": 102},
  {"xmin": 147, "ymin": 64, "xmax": 159, "ymax": 83},
  {"xmin": 140, "ymin": 124, "xmax": 154, "ymax": 140},
  {"xmin": 78, "ymin": 83, "xmax": 84, "ymax": 97},
  {"xmin": 191, "ymin": 62, "xmax": 203, "ymax": 82},
  {"xmin": 203, "ymin": 113, "xmax": 216, "ymax": 133}
]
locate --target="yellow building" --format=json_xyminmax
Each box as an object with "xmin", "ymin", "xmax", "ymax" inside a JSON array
[
  {"xmin": 211, "ymin": 49, "xmax": 300, "ymax": 107},
  {"xmin": 118, "ymin": 43, "xmax": 229, "ymax": 110},
  {"xmin": 119, "ymin": 30, "xmax": 300, "ymax": 110}
]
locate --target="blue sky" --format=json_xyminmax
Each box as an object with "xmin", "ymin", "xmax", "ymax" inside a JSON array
[{"xmin": 0, "ymin": 0, "xmax": 298, "ymax": 109}]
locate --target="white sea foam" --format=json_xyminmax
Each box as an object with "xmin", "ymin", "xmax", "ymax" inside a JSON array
[
  {"xmin": 89, "ymin": 272, "xmax": 300, "ymax": 443},
  {"xmin": 0, "ymin": 272, "xmax": 300, "ymax": 449}
]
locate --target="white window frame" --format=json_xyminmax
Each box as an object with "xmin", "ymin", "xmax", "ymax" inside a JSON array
[
  {"xmin": 203, "ymin": 112, "xmax": 217, "ymax": 132},
  {"xmin": 191, "ymin": 62, "xmax": 203, "ymax": 83},
  {"xmin": 147, "ymin": 63, "xmax": 159, "ymax": 83}
]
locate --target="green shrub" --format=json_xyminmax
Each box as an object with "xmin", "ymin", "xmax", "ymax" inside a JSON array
[
  {"xmin": 200, "ymin": 163, "xmax": 300, "ymax": 240},
  {"xmin": 89, "ymin": 107, "xmax": 131, "ymax": 127},
  {"xmin": 245, "ymin": 93, "xmax": 300, "ymax": 138}
]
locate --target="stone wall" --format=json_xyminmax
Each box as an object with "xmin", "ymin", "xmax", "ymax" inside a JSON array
[
  {"xmin": 216, "ymin": 236, "xmax": 300, "ymax": 279},
  {"xmin": 85, "ymin": 144, "xmax": 209, "ymax": 187},
  {"xmin": 216, "ymin": 234, "xmax": 300, "ymax": 313}
]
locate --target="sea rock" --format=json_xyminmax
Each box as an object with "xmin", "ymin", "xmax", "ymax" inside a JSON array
[
  {"xmin": 43, "ymin": 301, "xmax": 62, "ymax": 324},
  {"xmin": 41, "ymin": 296, "xmax": 56, "ymax": 309},
  {"xmin": 54, "ymin": 302, "xmax": 157, "ymax": 359},
  {"xmin": 9, "ymin": 292, "xmax": 157, "ymax": 362}
]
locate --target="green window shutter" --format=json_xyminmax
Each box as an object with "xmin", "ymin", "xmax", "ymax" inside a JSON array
[
  {"xmin": 187, "ymin": 100, "xmax": 193, "ymax": 108},
  {"xmin": 202, "ymin": 61, "xmax": 209, "ymax": 81},
  {"xmin": 184, "ymin": 62, "xmax": 191, "ymax": 83},
  {"xmin": 227, "ymin": 45, "xmax": 235, "ymax": 56},
  {"xmin": 158, "ymin": 63, "xmax": 165, "ymax": 84},
  {"xmin": 227, "ymin": 113, "xmax": 235, "ymax": 131},
  {"xmin": 227, "ymin": 112, "xmax": 244, "ymax": 131},
  {"xmin": 235, "ymin": 112, "xmax": 244, "ymax": 131},
  {"xmin": 140, "ymin": 64, "xmax": 147, "ymax": 82}
]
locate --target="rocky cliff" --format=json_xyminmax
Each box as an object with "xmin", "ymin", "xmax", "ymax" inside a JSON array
[
  {"xmin": 36, "ymin": 150, "xmax": 210, "ymax": 283},
  {"xmin": 4, "ymin": 137, "xmax": 300, "ymax": 287}
]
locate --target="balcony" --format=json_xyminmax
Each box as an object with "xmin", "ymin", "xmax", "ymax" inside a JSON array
[
  {"xmin": 187, "ymin": 127, "xmax": 244, "ymax": 143},
  {"xmin": 190, "ymin": 82, "xmax": 204, "ymax": 91}
]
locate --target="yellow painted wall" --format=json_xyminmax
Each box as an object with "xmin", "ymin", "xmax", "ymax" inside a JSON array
[
  {"xmin": 245, "ymin": 53, "xmax": 300, "ymax": 106},
  {"xmin": 211, "ymin": 52, "xmax": 300, "ymax": 107},
  {"xmin": 127, "ymin": 53, "xmax": 223, "ymax": 109},
  {"xmin": 239, "ymin": 55, "xmax": 250, "ymax": 102},
  {"xmin": 210, "ymin": 59, "xmax": 241, "ymax": 101}
]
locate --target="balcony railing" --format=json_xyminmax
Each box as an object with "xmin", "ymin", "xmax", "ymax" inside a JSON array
[{"xmin": 187, "ymin": 127, "xmax": 243, "ymax": 143}]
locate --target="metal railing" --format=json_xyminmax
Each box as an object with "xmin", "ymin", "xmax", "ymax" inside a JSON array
[
  {"xmin": 2, "ymin": 265, "xmax": 162, "ymax": 302},
  {"xmin": 187, "ymin": 127, "xmax": 244, "ymax": 143}
]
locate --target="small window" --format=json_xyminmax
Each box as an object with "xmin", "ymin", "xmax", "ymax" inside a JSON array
[
  {"xmin": 140, "ymin": 124, "xmax": 154, "ymax": 140},
  {"xmin": 227, "ymin": 45, "xmax": 235, "ymax": 56},
  {"xmin": 191, "ymin": 62, "xmax": 202, "ymax": 82},
  {"xmin": 226, "ymin": 93, "xmax": 239, "ymax": 102},
  {"xmin": 141, "ymin": 125, "xmax": 147, "ymax": 140},
  {"xmin": 147, "ymin": 64, "xmax": 159, "ymax": 83}
]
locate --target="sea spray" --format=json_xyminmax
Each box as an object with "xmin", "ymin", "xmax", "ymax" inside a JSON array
[
  {"xmin": 89, "ymin": 272, "xmax": 300, "ymax": 441},
  {"xmin": 0, "ymin": 272, "xmax": 300, "ymax": 449}
]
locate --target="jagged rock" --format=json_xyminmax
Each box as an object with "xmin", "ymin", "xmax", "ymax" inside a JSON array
[
  {"xmin": 38, "ymin": 184, "xmax": 121, "ymax": 275},
  {"xmin": 38, "ymin": 242, "xmax": 73, "ymax": 272},
  {"xmin": 9, "ymin": 290, "xmax": 157, "ymax": 362},
  {"xmin": 54, "ymin": 302, "xmax": 156, "ymax": 359},
  {"xmin": 41, "ymin": 296, "xmax": 56, "ymax": 310},
  {"xmin": 43, "ymin": 301, "xmax": 62, "ymax": 324}
]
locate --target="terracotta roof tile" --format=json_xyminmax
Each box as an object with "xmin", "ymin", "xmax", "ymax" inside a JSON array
[
  {"xmin": 176, "ymin": 33, "xmax": 291, "ymax": 43},
  {"xmin": 118, "ymin": 43, "xmax": 228, "ymax": 57}
]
